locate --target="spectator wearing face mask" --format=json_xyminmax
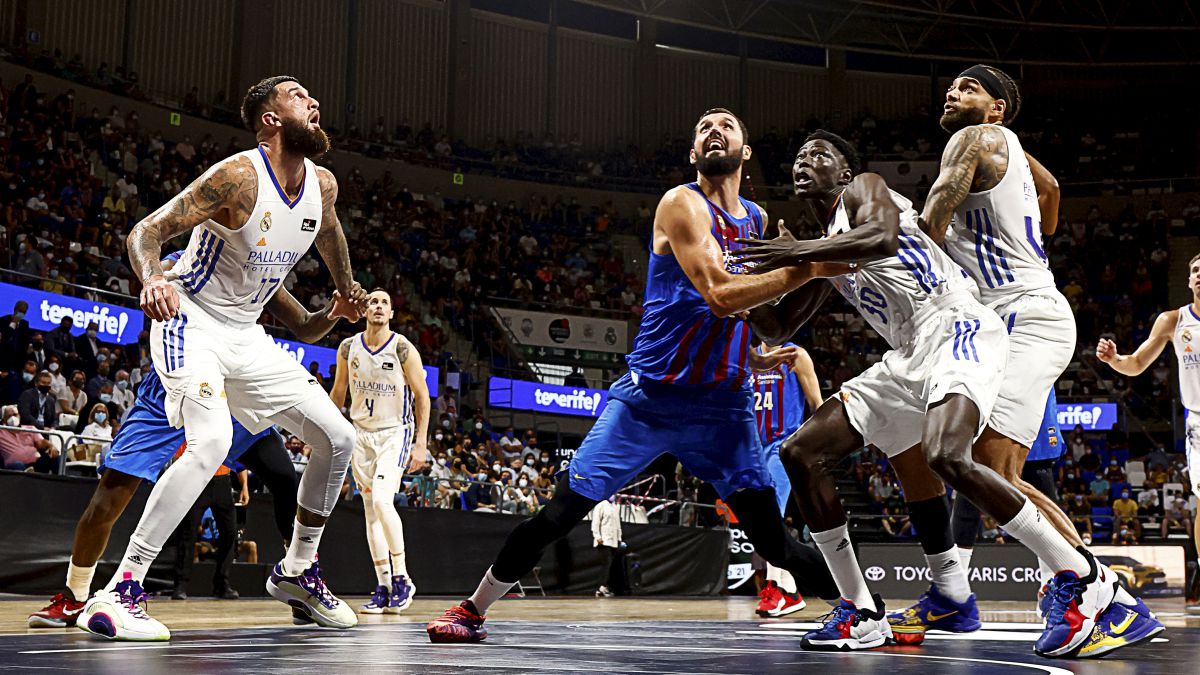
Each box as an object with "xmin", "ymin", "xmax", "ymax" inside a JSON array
[
  {"xmin": 284, "ymin": 435, "xmax": 309, "ymax": 477},
  {"xmin": 46, "ymin": 316, "xmax": 75, "ymax": 358},
  {"xmin": 1, "ymin": 301, "xmax": 31, "ymax": 371},
  {"xmin": 464, "ymin": 469, "xmax": 499, "ymax": 512},
  {"xmin": 27, "ymin": 332, "xmax": 55, "ymax": 371},
  {"xmin": 1137, "ymin": 488, "xmax": 1161, "ymax": 517},
  {"xmin": 468, "ymin": 417, "xmax": 490, "ymax": 446},
  {"xmin": 111, "ymin": 369, "xmax": 135, "ymax": 412},
  {"xmin": 75, "ymin": 402, "xmax": 113, "ymax": 463},
  {"xmin": 73, "ymin": 320, "xmax": 103, "ymax": 374},
  {"xmin": 1067, "ymin": 493, "xmax": 1092, "ymax": 535},
  {"xmin": 86, "ymin": 361, "xmax": 114, "ymax": 403},
  {"xmin": 18, "ymin": 370, "xmax": 58, "ymax": 430},
  {"xmin": 1115, "ymin": 524, "xmax": 1138, "ymax": 545},
  {"xmin": 46, "ymin": 356, "xmax": 67, "ymax": 396},
  {"xmin": 1112, "ymin": 489, "xmax": 1140, "ymax": 539},
  {"xmin": 0, "ymin": 404, "xmax": 59, "ymax": 472},
  {"xmin": 57, "ymin": 370, "xmax": 87, "ymax": 426}
]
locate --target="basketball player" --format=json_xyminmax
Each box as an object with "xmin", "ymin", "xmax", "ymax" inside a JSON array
[
  {"xmin": 733, "ymin": 130, "xmax": 1116, "ymax": 657},
  {"xmin": 328, "ymin": 289, "xmax": 429, "ymax": 615},
  {"xmin": 1097, "ymin": 253, "xmax": 1200, "ymax": 591},
  {"xmin": 426, "ymin": 108, "xmax": 842, "ymax": 643},
  {"xmin": 28, "ymin": 252, "xmax": 357, "ymax": 631},
  {"xmin": 920, "ymin": 64, "xmax": 1157, "ymax": 655},
  {"xmin": 751, "ymin": 342, "xmax": 821, "ymax": 617},
  {"xmin": 78, "ymin": 76, "xmax": 365, "ymax": 640}
]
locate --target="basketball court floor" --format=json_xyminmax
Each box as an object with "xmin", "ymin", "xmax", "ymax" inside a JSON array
[{"xmin": 2, "ymin": 596, "xmax": 1197, "ymax": 673}]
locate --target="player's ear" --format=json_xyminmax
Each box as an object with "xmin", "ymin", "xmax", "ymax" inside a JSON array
[
  {"xmin": 742, "ymin": 144, "xmax": 752, "ymax": 160},
  {"xmin": 688, "ymin": 147, "xmax": 697, "ymax": 166},
  {"xmin": 992, "ymin": 98, "xmax": 1007, "ymax": 123},
  {"xmin": 262, "ymin": 111, "xmax": 281, "ymax": 128}
]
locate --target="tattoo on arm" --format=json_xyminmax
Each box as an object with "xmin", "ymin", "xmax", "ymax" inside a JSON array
[
  {"xmin": 920, "ymin": 127, "xmax": 983, "ymax": 242},
  {"xmin": 396, "ymin": 338, "xmax": 410, "ymax": 364},
  {"xmin": 314, "ymin": 168, "xmax": 354, "ymax": 294},
  {"xmin": 338, "ymin": 338, "xmax": 351, "ymax": 360}
]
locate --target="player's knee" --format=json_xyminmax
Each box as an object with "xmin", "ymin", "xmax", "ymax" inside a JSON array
[
  {"xmin": 926, "ymin": 444, "xmax": 975, "ymax": 487},
  {"xmin": 780, "ymin": 432, "xmax": 823, "ymax": 475},
  {"xmin": 370, "ymin": 489, "xmax": 395, "ymax": 519},
  {"xmin": 326, "ymin": 417, "xmax": 356, "ymax": 458}
]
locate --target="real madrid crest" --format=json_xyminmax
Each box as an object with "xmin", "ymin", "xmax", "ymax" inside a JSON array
[
  {"xmin": 1183, "ymin": 328, "xmax": 1192, "ymax": 343},
  {"xmin": 199, "ymin": 382, "xmax": 213, "ymax": 399},
  {"xmin": 260, "ymin": 211, "xmax": 273, "ymax": 232},
  {"xmin": 351, "ymin": 357, "xmax": 360, "ymax": 370}
]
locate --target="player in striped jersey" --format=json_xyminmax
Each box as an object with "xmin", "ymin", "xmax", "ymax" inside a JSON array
[
  {"xmin": 329, "ymin": 290, "xmax": 429, "ymax": 615},
  {"xmin": 751, "ymin": 343, "xmax": 821, "ymax": 617}
]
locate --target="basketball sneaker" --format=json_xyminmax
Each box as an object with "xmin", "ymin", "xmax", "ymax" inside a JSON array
[
  {"xmin": 756, "ymin": 580, "xmax": 782, "ymax": 617},
  {"xmin": 800, "ymin": 595, "xmax": 892, "ymax": 651},
  {"xmin": 359, "ymin": 585, "xmax": 391, "ymax": 615},
  {"xmin": 1035, "ymin": 550, "xmax": 1118, "ymax": 658},
  {"xmin": 1076, "ymin": 599, "xmax": 1165, "ymax": 658},
  {"xmin": 426, "ymin": 600, "xmax": 488, "ymax": 643},
  {"xmin": 388, "ymin": 575, "xmax": 416, "ymax": 613},
  {"xmin": 767, "ymin": 591, "xmax": 806, "ymax": 617},
  {"xmin": 76, "ymin": 575, "xmax": 170, "ymax": 641},
  {"xmin": 28, "ymin": 592, "xmax": 86, "ymax": 628},
  {"xmin": 887, "ymin": 585, "xmax": 980, "ymax": 644},
  {"xmin": 267, "ymin": 561, "xmax": 357, "ymax": 629},
  {"xmin": 1036, "ymin": 578, "xmax": 1056, "ymax": 621}
]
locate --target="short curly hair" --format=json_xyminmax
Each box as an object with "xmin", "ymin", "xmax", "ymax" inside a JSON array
[
  {"xmin": 803, "ymin": 129, "xmax": 861, "ymax": 174},
  {"xmin": 240, "ymin": 75, "xmax": 298, "ymax": 133}
]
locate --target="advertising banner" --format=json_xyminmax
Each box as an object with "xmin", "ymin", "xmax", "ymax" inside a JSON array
[
  {"xmin": 491, "ymin": 307, "xmax": 628, "ymax": 354},
  {"xmin": 488, "ymin": 377, "xmax": 608, "ymax": 417},
  {"xmin": 1056, "ymin": 402, "xmax": 1119, "ymax": 431},
  {"xmin": 0, "ymin": 281, "xmax": 142, "ymax": 344}
]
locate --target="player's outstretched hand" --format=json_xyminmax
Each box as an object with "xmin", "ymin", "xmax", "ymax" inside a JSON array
[
  {"xmin": 347, "ymin": 282, "xmax": 369, "ymax": 312},
  {"xmin": 140, "ymin": 275, "xmax": 179, "ymax": 321},
  {"xmin": 327, "ymin": 291, "xmax": 362, "ymax": 322},
  {"xmin": 1095, "ymin": 338, "xmax": 1118, "ymax": 363},
  {"xmin": 407, "ymin": 442, "xmax": 429, "ymax": 473},
  {"xmin": 733, "ymin": 219, "xmax": 801, "ymax": 273},
  {"xmin": 748, "ymin": 344, "xmax": 799, "ymax": 373}
]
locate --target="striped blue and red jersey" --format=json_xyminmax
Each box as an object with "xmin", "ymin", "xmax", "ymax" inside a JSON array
[
  {"xmin": 751, "ymin": 344, "xmax": 809, "ymax": 444},
  {"xmin": 625, "ymin": 183, "xmax": 765, "ymax": 390}
]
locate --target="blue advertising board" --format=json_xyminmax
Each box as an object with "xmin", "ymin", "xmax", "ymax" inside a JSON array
[
  {"xmin": 488, "ymin": 376, "xmax": 608, "ymax": 417},
  {"xmin": 1056, "ymin": 403, "xmax": 1118, "ymax": 431},
  {"xmin": 0, "ymin": 281, "xmax": 143, "ymax": 344}
]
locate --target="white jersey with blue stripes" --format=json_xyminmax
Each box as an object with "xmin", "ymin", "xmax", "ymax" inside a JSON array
[
  {"xmin": 347, "ymin": 332, "xmax": 415, "ymax": 432},
  {"xmin": 165, "ymin": 146, "xmax": 322, "ymax": 325},
  {"xmin": 827, "ymin": 186, "xmax": 975, "ymax": 348},
  {"xmin": 943, "ymin": 125, "xmax": 1055, "ymax": 305}
]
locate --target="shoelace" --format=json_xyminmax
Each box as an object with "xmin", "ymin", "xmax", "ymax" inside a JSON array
[
  {"xmin": 1045, "ymin": 577, "xmax": 1081, "ymax": 627},
  {"xmin": 446, "ymin": 604, "xmax": 480, "ymax": 622},
  {"xmin": 115, "ymin": 582, "xmax": 151, "ymax": 619},
  {"xmin": 815, "ymin": 604, "xmax": 857, "ymax": 629},
  {"xmin": 370, "ymin": 587, "xmax": 389, "ymax": 606},
  {"xmin": 299, "ymin": 568, "xmax": 338, "ymax": 609}
]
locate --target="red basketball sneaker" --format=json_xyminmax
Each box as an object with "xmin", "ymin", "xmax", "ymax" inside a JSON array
[
  {"xmin": 756, "ymin": 580, "xmax": 782, "ymax": 617},
  {"xmin": 28, "ymin": 593, "xmax": 86, "ymax": 628},
  {"xmin": 427, "ymin": 600, "xmax": 488, "ymax": 643}
]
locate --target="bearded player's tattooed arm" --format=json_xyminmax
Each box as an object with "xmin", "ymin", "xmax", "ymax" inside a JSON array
[
  {"xmin": 919, "ymin": 125, "xmax": 1006, "ymax": 244},
  {"xmin": 314, "ymin": 167, "xmax": 367, "ymax": 311},
  {"xmin": 128, "ymin": 155, "xmax": 257, "ymax": 320}
]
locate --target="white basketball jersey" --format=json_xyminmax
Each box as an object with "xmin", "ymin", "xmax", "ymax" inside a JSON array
[
  {"xmin": 348, "ymin": 332, "xmax": 414, "ymax": 432},
  {"xmin": 827, "ymin": 186, "xmax": 973, "ymax": 348},
  {"xmin": 166, "ymin": 146, "xmax": 322, "ymax": 324},
  {"xmin": 1173, "ymin": 306, "xmax": 1200, "ymax": 412},
  {"xmin": 943, "ymin": 125, "xmax": 1055, "ymax": 305}
]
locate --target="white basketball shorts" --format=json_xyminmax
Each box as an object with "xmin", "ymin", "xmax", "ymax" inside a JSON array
[{"xmin": 351, "ymin": 425, "xmax": 415, "ymax": 496}]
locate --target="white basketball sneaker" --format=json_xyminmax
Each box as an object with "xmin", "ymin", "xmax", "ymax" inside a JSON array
[
  {"xmin": 77, "ymin": 574, "xmax": 170, "ymax": 641},
  {"xmin": 267, "ymin": 561, "xmax": 357, "ymax": 629}
]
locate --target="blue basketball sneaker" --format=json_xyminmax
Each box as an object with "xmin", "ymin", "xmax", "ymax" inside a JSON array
[
  {"xmin": 359, "ymin": 585, "xmax": 391, "ymax": 615},
  {"xmin": 800, "ymin": 594, "xmax": 892, "ymax": 651},
  {"xmin": 1077, "ymin": 598, "xmax": 1165, "ymax": 658},
  {"xmin": 389, "ymin": 575, "xmax": 416, "ymax": 613},
  {"xmin": 1035, "ymin": 551, "xmax": 1118, "ymax": 658},
  {"xmin": 1037, "ymin": 577, "xmax": 1057, "ymax": 621},
  {"xmin": 887, "ymin": 585, "xmax": 980, "ymax": 644}
]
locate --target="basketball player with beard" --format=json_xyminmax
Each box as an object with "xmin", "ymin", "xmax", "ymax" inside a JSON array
[
  {"xmin": 427, "ymin": 108, "xmax": 842, "ymax": 643},
  {"xmin": 77, "ymin": 76, "xmax": 366, "ymax": 641}
]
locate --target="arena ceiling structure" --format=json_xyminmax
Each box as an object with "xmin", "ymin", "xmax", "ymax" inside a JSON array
[{"xmin": 575, "ymin": 0, "xmax": 1200, "ymax": 65}]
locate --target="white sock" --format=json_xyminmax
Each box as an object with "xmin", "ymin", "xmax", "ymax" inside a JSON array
[
  {"xmin": 66, "ymin": 562, "xmax": 96, "ymax": 601},
  {"xmin": 468, "ymin": 566, "xmax": 516, "ymax": 614},
  {"xmin": 811, "ymin": 524, "xmax": 873, "ymax": 609},
  {"xmin": 1000, "ymin": 499, "xmax": 1088, "ymax": 576},
  {"xmin": 774, "ymin": 566, "xmax": 797, "ymax": 594},
  {"xmin": 283, "ymin": 520, "xmax": 323, "ymax": 576},
  {"xmin": 1038, "ymin": 558, "xmax": 1055, "ymax": 585},
  {"xmin": 926, "ymin": 547, "xmax": 971, "ymax": 604},
  {"xmin": 374, "ymin": 562, "xmax": 391, "ymax": 587},
  {"xmin": 958, "ymin": 547, "xmax": 974, "ymax": 572},
  {"xmin": 390, "ymin": 550, "xmax": 408, "ymax": 579}
]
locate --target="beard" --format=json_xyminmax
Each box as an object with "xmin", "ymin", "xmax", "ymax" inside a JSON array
[
  {"xmin": 695, "ymin": 147, "xmax": 744, "ymax": 177},
  {"xmin": 281, "ymin": 117, "xmax": 331, "ymax": 158},
  {"xmin": 939, "ymin": 105, "xmax": 987, "ymax": 134}
]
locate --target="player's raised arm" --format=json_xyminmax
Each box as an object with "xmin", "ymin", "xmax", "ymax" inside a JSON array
[
  {"xmin": 1096, "ymin": 310, "xmax": 1177, "ymax": 377},
  {"xmin": 918, "ymin": 125, "xmax": 1001, "ymax": 243},
  {"xmin": 314, "ymin": 168, "xmax": 367, "ymax": 309},
  {"xmin": 266, "ymin": 284, "xmax": 363, "ymax": 343},
  {"xmin": 329, "ymin": 337, "xmax": 353, "ymax": 411},
  {"xmin": 128, "ymin": 155, "xmax": 257, "ymax": 320},
  {"xmin": 397, "ymin": 336, "xmax": 430, "ymax": 473},
  {"xmin": 732, "ymin": 174, "xmax": 900, "ymax": 271},
  {"xmin": 660, "ymin": 188, "xmax": 815, "ymax": 318},
  {"xmin": 1025, "ymin": 152, "xmax": 1061, "ymax": 235}
]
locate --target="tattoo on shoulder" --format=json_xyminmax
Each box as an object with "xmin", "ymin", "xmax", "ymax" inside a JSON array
[
  {"xmin": 972, "ymin": 126, "xmax": 1007, "ymax": 191},
  {"xmin": 339, "ymin": 338, "xmax": 352, "ymax": 359},
  {"xmin": 396, "ymin": 338, "xmax": 410, "ymax": 364}
]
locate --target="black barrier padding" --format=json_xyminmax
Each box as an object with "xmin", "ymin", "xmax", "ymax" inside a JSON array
[{"xmin": 0, "ymin": 471, "xmax": 728, "ymax": 596}]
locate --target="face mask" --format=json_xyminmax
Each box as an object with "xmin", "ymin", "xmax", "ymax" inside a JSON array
[
  {"xmin": 540, "ymin": 456, "xmax": 549, "ymax": 462},
  {"xmin": 95, "ymin": 412, "xmax": 107, "ymax": 423},
  {"xmin": 438, "ymin": 459, "xmax": 447, "ymax": 467},
  {"xmin": 492, "ymin": 463, "xmax": 501, "ymax": 472},
  {"xmin": 22, "ymin": 372, "xmax": 33, "ymax": 382},
  {"xmin": 1120, "ymin": 529, "xmax": 1128, "ymax": 535},
  {"xmin": 48, "ymin": 362, "xmax": 59, "ymax": 372},
  {"xmin": 87, "ymin": 329, "xmax": 98, "ymax": 339},
  {"xmin": 435, "ymin": 433, "xmax": 444, "ymax": 441},
  {"xmin": 37, "ymin": 384, "xmax": 50, "ymax": 393},
  {"xmin": 1121, "ymin": 493, "xmax": 1129, "ymax": 499},
  {"xmin": 441, "ymin": 420, "xmax": 450, "ymax": 429},
  {"xmin": 32, "ymin": 342, "xmax": 43, "ymax": 351},
  {"xmin": 5, "ymin": 415, "xmax": 17, "ymax": 426},
  {"xmin": 99, "ymin": 393, "xmax": 112, "ymax": 403},
  {"xmin": 97, "ymin": 354, "xmax": 108, "ymax": 363},
  {"xmin": 117, "ymin": 380, "xmax": 128, "ymax": 389},
  {"xmin": 525, "ymin": 458, "xmax": 534, "ymax": 466},
  {"xmin": 477, "ymin": 473, "xmax": 487, "ymax": 481},
  {"xmin": 519, "ymin": 480, "xmax": 528, "ymax": 487},
  {"xmin": 73, "ymin": 379, "xmax": 84, "ymax": 388},
  {"xmin": 475, "ymin": 422, "xmax": 483, "ymax": 430}
]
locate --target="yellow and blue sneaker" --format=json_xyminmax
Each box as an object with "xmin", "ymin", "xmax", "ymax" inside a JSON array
[
  {"xmin": 887, "ymin": 585, "xmax": 980, "ymax": 645},
  {"xmin": 1077, "ymin": 598, "xmax": 1164, "ymax": 658}
]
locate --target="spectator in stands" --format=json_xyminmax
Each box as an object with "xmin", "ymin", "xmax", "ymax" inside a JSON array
[
  {"xmin": 0, "ymin": 404, "xmax": 58, "ymax": 472},
  {"xmin": 46, "ymin": 316, "xmax": 74, "ymax": 358},
  {"xmin": 18, "ymin": 370, "xmax": 56, "ymax": 429},
  {"xmin": 86, "ymin": 361, "xmax": 114, "ymax": 402},
  {"xmin": 1115, "ymin": 523, "xmax": 1138, "ymax": 545},
  {"xmin": 27, "ymin": 332, "xmax": 52, "ymax": 371},
  {"xmin": 75, "ymin": 402, "xmax": 113, "ymax": 464},
  {"xmin": 111, "ymin": 369, "xmax": 134, "ymax": 411},
  {"xmin": 56, "ymin": 370, "xmax": 87, "ymax": 427},
  {"xmin": 73, "ymin": 321, "xmax": 103, "ymax": 374},
  {"xmin": 284, "ymin": 435, "xmax": 308, "ymax": 477},
  {"xmin": 1068, "ymin": 493, "xmax": 1093, "ymax": 535},
  {"xmin": 1, "ymin": 300, "xmax": 30, "ymax": 371},
  {"xmin": 1112, "ymin": 488, "xmax": 1140, "ymax": 539},
  {"xmin": 1163, "ymin": 491, "xmax": 1192, "ymax": 539},
  {"xmin": 1068, "ymin": 425, "xmax": 1087, "ymax": 459},
  {"xmin": 981, "ymin": 514, "xmax": 1006, "ymax": 543},
  {"xmin": 1143, "ymin": 444, "xmax": 1171, "ymax": 472},
  {"xmin": 45, "ymin": 355, "xmax": 66, "ymax": 396},
  {"xmin": 1137, "ymin": 489, "xmax": 1161, "ymax": 518},
  {"xmin": 1089, "ymin": 473, "xmax": 1112, "ymax": 506}
]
